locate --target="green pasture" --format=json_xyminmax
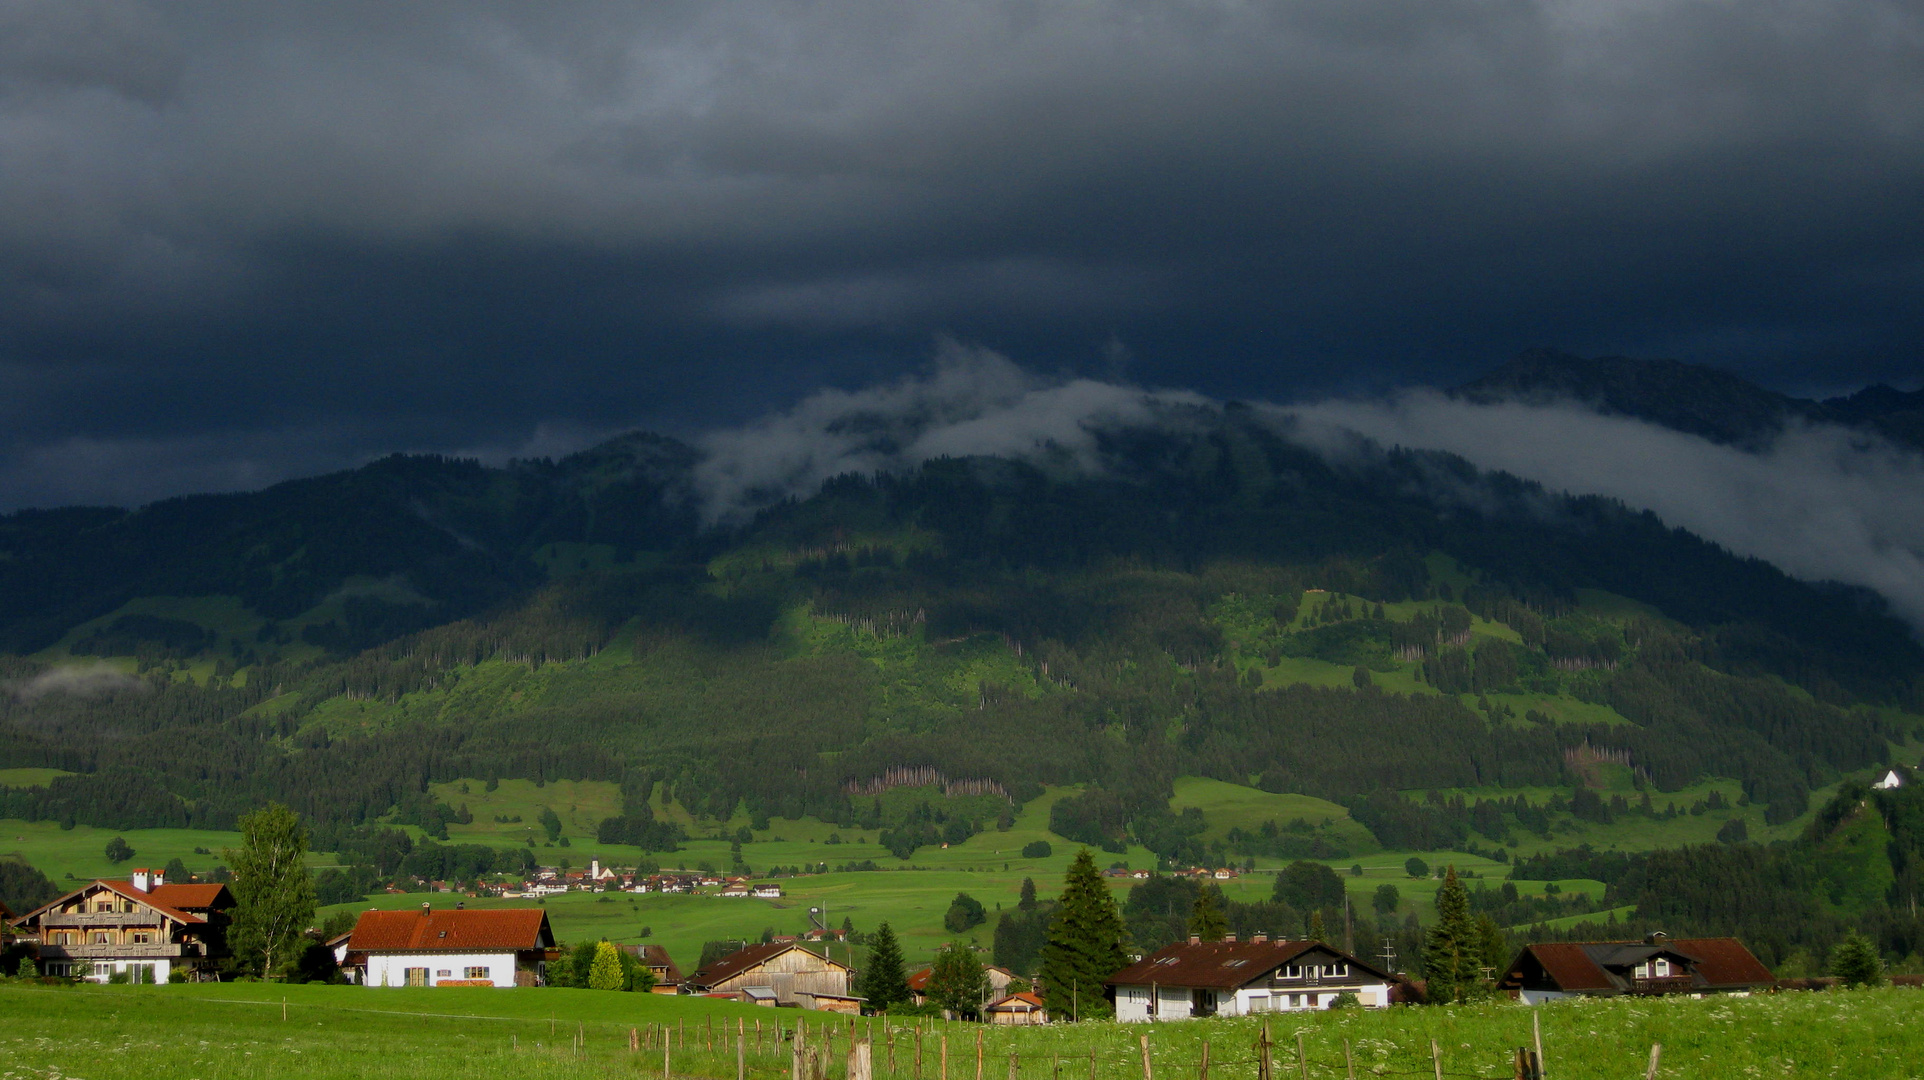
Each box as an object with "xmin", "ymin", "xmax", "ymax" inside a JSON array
[
  {"xmin": 0, "ymin": 817, "xmax": 243, "ymax": 885},
  {"xmin": 4, "ymin": 979, "xmax": 1923, "ymax": 1080},
  {"xmin": 1167, "ymin": 778, "xmax": 1376, "ymax": 853},
  {"xmin": 0, "ymin": 767, "xmax": 73, "ymax": 788}
]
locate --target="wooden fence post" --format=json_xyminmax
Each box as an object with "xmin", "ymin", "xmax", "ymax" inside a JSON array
[
  {"xmin": 795, "ymin": 1020, "xmax": 807, "ymax": 1080},
  {"xmin": 1257, "ymin": 1022, "xmax": 1272, "ymax": 1080},
  {"xmin": 1533, "ymin": 1012, "xmax": 1545, "ymax": 1079},
  {"xmin": 1199, "ymin": 1039, "xmax": 1209, "ymax": 1080},
  {"xmin": 1140, "ymin": 1034, "xmax": 1153, "ymax": 1080},
  {"xmin": 1430, "ymin": 1040, "xmax": 1443, "ymax": 1080},
  {"xmin": 977, "ymin": 1026, "xmax": 985, "ymax": 1080},
  {"xmin": 1343, "ymin": 1039, "xmax": 1354, "ymax": 1080},
  {"xmin": 1296, "ymin": 1033, "xmax": 1307, "ymax": 1080},
  {"xmin": 851, "ymin": 1039, "xmax": 874, "ymax": 1080},
  {"xmin": 1088, "ymin": 1045, "xmax": 1096, "ymax": 1080},
  {"xmin": 1009, "ymin": 1047, "xmax": 1019, "ymax": 1080},
  {"xmin": 1645, "ymin": 1044, "xmax": 1661, "ymax": 1080},
  {"xmin": 942, "ymin": 1033, "xmax": 950, "ymax": 1080},
  {"xmin": 631, "ymin": 1027, "xmax": 639, "ymax": 1053},
  {"xmin": 739, "ymin": 1033, "xmax": 746, "ymax": 1080},
  {"xmin": 916, "ymin": 1027, "xmax": 924, "ymax": 1080},
  {"xmin": 665, "ymin": 1028, "xmax": 673, "ymax": 1080}
]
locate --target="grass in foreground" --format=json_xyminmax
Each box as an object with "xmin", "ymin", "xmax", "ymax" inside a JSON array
[{"xmin": 2, "ymin": 981, "xmax": 1920, "ymax": 1079}]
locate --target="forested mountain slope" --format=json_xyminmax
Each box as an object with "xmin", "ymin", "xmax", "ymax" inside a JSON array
[{"xmin": 2, "ymin": 396, "xmax": 1917, "ymax": 867}]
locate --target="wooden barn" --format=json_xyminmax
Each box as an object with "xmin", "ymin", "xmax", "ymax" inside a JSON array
[{"xmin": 682, "ymin": 941, "xmax": 856, "ymax": 1009}]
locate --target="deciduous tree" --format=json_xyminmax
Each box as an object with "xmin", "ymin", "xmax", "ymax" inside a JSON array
[{"xmin": 225, "ymin": 803, "xmax": 317, "ymax": 978}]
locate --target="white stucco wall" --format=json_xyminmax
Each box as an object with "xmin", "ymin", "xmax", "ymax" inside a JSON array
[
  {"xmin": 61, "ymin": 958, "xmax": 171, "ymax": 984},
  {"xmin": 365, "ymin": 951, "xmax": 517, "ymax": 988},
  {"xmin": 1116, "ymin": 981, "xmax": 1391, "ymax": 1020}
]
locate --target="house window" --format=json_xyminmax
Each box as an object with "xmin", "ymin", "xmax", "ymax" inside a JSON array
[
  {"xmin": 1330, "ymin": 963, "xmax": 1347, "ymax": 977},
  {"xmin": 132, "ymin": 931, "xmax": 154, "ymax": 944},
  {"xmin": 465, "ymin": 967, "xmax": 488, "ymax": 979},
  {"xmin": 92, "ymin": 931, "xmax": 113, "ymax": 944},
  {"xmin": 406, "ymin": 967, "xmax": 429, "ymax": 987},
  {"xmin": 1653, "ymin": 959, "xmax": 1671, "ymax": 977}
]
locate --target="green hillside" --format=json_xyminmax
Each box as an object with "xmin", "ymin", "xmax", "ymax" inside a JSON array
[{"xmin": 4, "ymin": 406, "xmax": 1924, "ymax": 973}]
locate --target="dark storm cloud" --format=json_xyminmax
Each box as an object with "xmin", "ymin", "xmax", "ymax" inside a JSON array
[{"xmin": 1, "ymin": 0, "xmax": 1921, "ymax": 507}]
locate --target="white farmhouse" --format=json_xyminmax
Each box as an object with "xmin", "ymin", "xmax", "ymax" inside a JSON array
[
  {"xmin": 343, "ymin": 904, "xmax": 554, "ymax": 988},
  {"xmin": 1106, "ymin": 934, "xmax": 1394, "ymax": 1020},
  {"xmin": 1874, "ymin": 769, "xmax": 1906, "ymax": 790}
]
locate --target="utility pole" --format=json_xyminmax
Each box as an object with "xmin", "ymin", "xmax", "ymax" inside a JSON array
[
  {"xmin": 1378, "ymin": 938, "xmax": 1398, "ymax": 976},
  {"xmin": 1343, "ymin": 894, "xmax": 1353, "ymax": 955}
]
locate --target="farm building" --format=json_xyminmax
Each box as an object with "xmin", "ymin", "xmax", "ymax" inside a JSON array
[
  {"xmin": 984, "ymin": 990, "xmax": 1048, "ymax": 1025},
  {"xmin": 343, "ymin": 904, "xmax": 555, "ymax": 988},
  {"xmin": 682, "ymin": 941, "xmax": 855, "ymax": 1008},
  {"xmin": 907, "ymin": 962, "xmax": 1019, "ymax": 1009},
  {"xmin": 1498, "ymin": 934, "xmax": 1775, "ymax": 1003},
  {"xmin": 1106, "ymin": 934, "xmax": 1394, "ymax": 1020},
  {"xmin": 623, "ymin": 942, "xmax": 684, "ymax": 992},
  {"xmin": 8, "ymin": 869, "xmax": 234, "ymax": 983}
]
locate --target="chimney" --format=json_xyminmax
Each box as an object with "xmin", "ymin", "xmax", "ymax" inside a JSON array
[
  {"xmin": 1252, "ymin": 932, "xmax": 1268, "ymax": 943},
  {"xmin": 421, "ymin": 902, "xmax": 431, "ymax": 914},
  {"xmin": 1224, "ymin": 933, "xmax": 1237, "ymax": 943},
  {"xmin": 1188, "ymin": 934, "xmax": 1200, "ymax": 944},
  {"xmin": 131, "ymin": 869, "xmax": 151, "ymax": 892},
  {"xmin": 1644, "ymin": 931, "xmax": 1667, "ymax": 945},
  {"xmin": 151, "ymin": 869, "xmax": 164, "ymax": 887}
]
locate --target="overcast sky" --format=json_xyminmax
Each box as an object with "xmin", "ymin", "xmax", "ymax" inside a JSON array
[{"xmin": 3, "ymin": 0, "xmax": 1922, "ymax": 509}]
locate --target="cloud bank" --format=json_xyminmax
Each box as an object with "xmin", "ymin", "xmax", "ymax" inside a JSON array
[
  {"xmin": 697, "ymin": 348, "xmax": 1924, "ymax": 632},
  {"xmin": 3, "ymin": 1, "xmax": 1924, "ymax": 510},
  {"xmin": 7, "ymin": 662, "xmax": 149, "ymax": 702}
]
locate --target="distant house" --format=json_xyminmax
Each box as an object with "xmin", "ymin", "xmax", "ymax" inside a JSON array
[
  {"xmin": 622, "ymin": 942, "xmax": 683, "ymax": 992},
  {"xmin": 1498, "ymin": 935, "xmax": 1775, "ymax": 1003},
  {"xmin": 682, "ymin": 941, "xmax": 854, "ymax": 1008},
  {"xmin": 344, "ymin": 904, "xmax": 555, "ymax": 988},
  {"xmin": 1106, "ymin": 935, "xmax": 1394, "ymax": 1020},
  {"xmin": 907, "ymin": 963, "xmax": 1019, "ymax": 1009},
  {"xmin": 984, "ymin": 990, "xmax": 1048, "ymax": 1025},
  {"xmin": 1874, "ymin": 769, "xmax": 1906, "ymax": 790},
  {"xmin": 753, "ymin": 884, "xmax": 784, "ymax": 898},
  {"xmin": 9, "ymin": 869, "xmax": 234, "ymax": 983}
]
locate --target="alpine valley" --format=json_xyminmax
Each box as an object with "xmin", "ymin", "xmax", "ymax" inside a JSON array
[{"xmin": 3, "ymin": 351, "xmax": 1923, "ymax": 978}]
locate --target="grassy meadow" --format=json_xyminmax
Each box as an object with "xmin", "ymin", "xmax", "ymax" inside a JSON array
[{"xmin": 2, "ymin": 979, "xmax": 1921, "ymax": 1080}]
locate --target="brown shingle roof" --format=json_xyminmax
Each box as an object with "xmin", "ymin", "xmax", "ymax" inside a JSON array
[
  {"xmin": 1106, "ymin": 939, "xmax": 1390, "ymax": 990},
  {"xmin": 625, "ymin": 943, "xmax": 683, "ymax": 982},
  {"xmin": 349, "ymin": 907, "xmax": 553, "ymax": 953},
  {"xmin": 689, "ymin": 941, "xmax": 844, "ymax": 988},
  {"xmin": 1504, "ymin": 939, "xmax": 1775, "ymax": 994}
]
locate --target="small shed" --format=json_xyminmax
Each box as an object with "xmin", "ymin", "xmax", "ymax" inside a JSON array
[{"xmin": 682, "ymin": 941, "xmax": 853, "ymax": 1007}]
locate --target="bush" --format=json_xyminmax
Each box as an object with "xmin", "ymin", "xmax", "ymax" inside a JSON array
[{"xmin": 1021, "ymin": 840, "xmax": 1053, "ymax": 859}]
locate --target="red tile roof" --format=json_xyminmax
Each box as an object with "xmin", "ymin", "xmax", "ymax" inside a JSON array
[
  {"xmin": 906, "ymin": 966, "xmax": 932, "ymax": 991},
  {"xmin": 349, "ymin": 907, "xmax": 553, "ymax": 953},
  {"xmin": 1107, "ymin": 939, "xmax": 1390, "ymax": 989}
]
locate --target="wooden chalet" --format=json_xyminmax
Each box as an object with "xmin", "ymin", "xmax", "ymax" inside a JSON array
[
  {"xmin": 984, "ymin": 990, "xmax": 1048, "ymax": 1025},
  {"xmin": 1499, "ymin": 935, "xmax": 1775, "ymax": 1003},
  {"xmin": 682, "ymin": 941, "xmax": 856, "ymax": 1009},
  {"xmin": 1106, "ymin": 934, "xmax": 1394, "ymax": 1020},
  {"xmin": 344, "ymin": 903, "xmax": 555, "ymax": 988},
  {"xmin": 8, "ymin": 868, "xmax": 233, "ymax": 983}
]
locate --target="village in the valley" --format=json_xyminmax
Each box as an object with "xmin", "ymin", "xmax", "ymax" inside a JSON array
[{"xmin": 4, "ymin": 849, "xmax": 1790, "ymax": 1027}]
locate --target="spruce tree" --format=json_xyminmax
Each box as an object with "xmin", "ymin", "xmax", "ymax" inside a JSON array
[
  {"xmin": 1038, "ymin": 849, "xmax": 1129, "ymax": 1021},
  {"xmin": 1421, "ymin": 866, "xmax": 1483, "ymax": 1004},
  {"xmin": 225, "ymin": 802, "xmax": 317, "ymax": 978},
  {"xmin": 1189, "ymin": 886, "xmax": 1228, "ymax": 941},
  {"xmin": 1832, "ymin": 932, "xmax": 1884, "ymax": 988},
  {"xmin": 863, "ymin": 921, "xmax": 910, "ymax": 1010},
  {"xmin": 1306, "ymin": 910, "xmax": 1328, "ymax": 943},
  {"xmin": 1018, "ymin": 877, "xmax": 1038, "ymax": 911}
]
